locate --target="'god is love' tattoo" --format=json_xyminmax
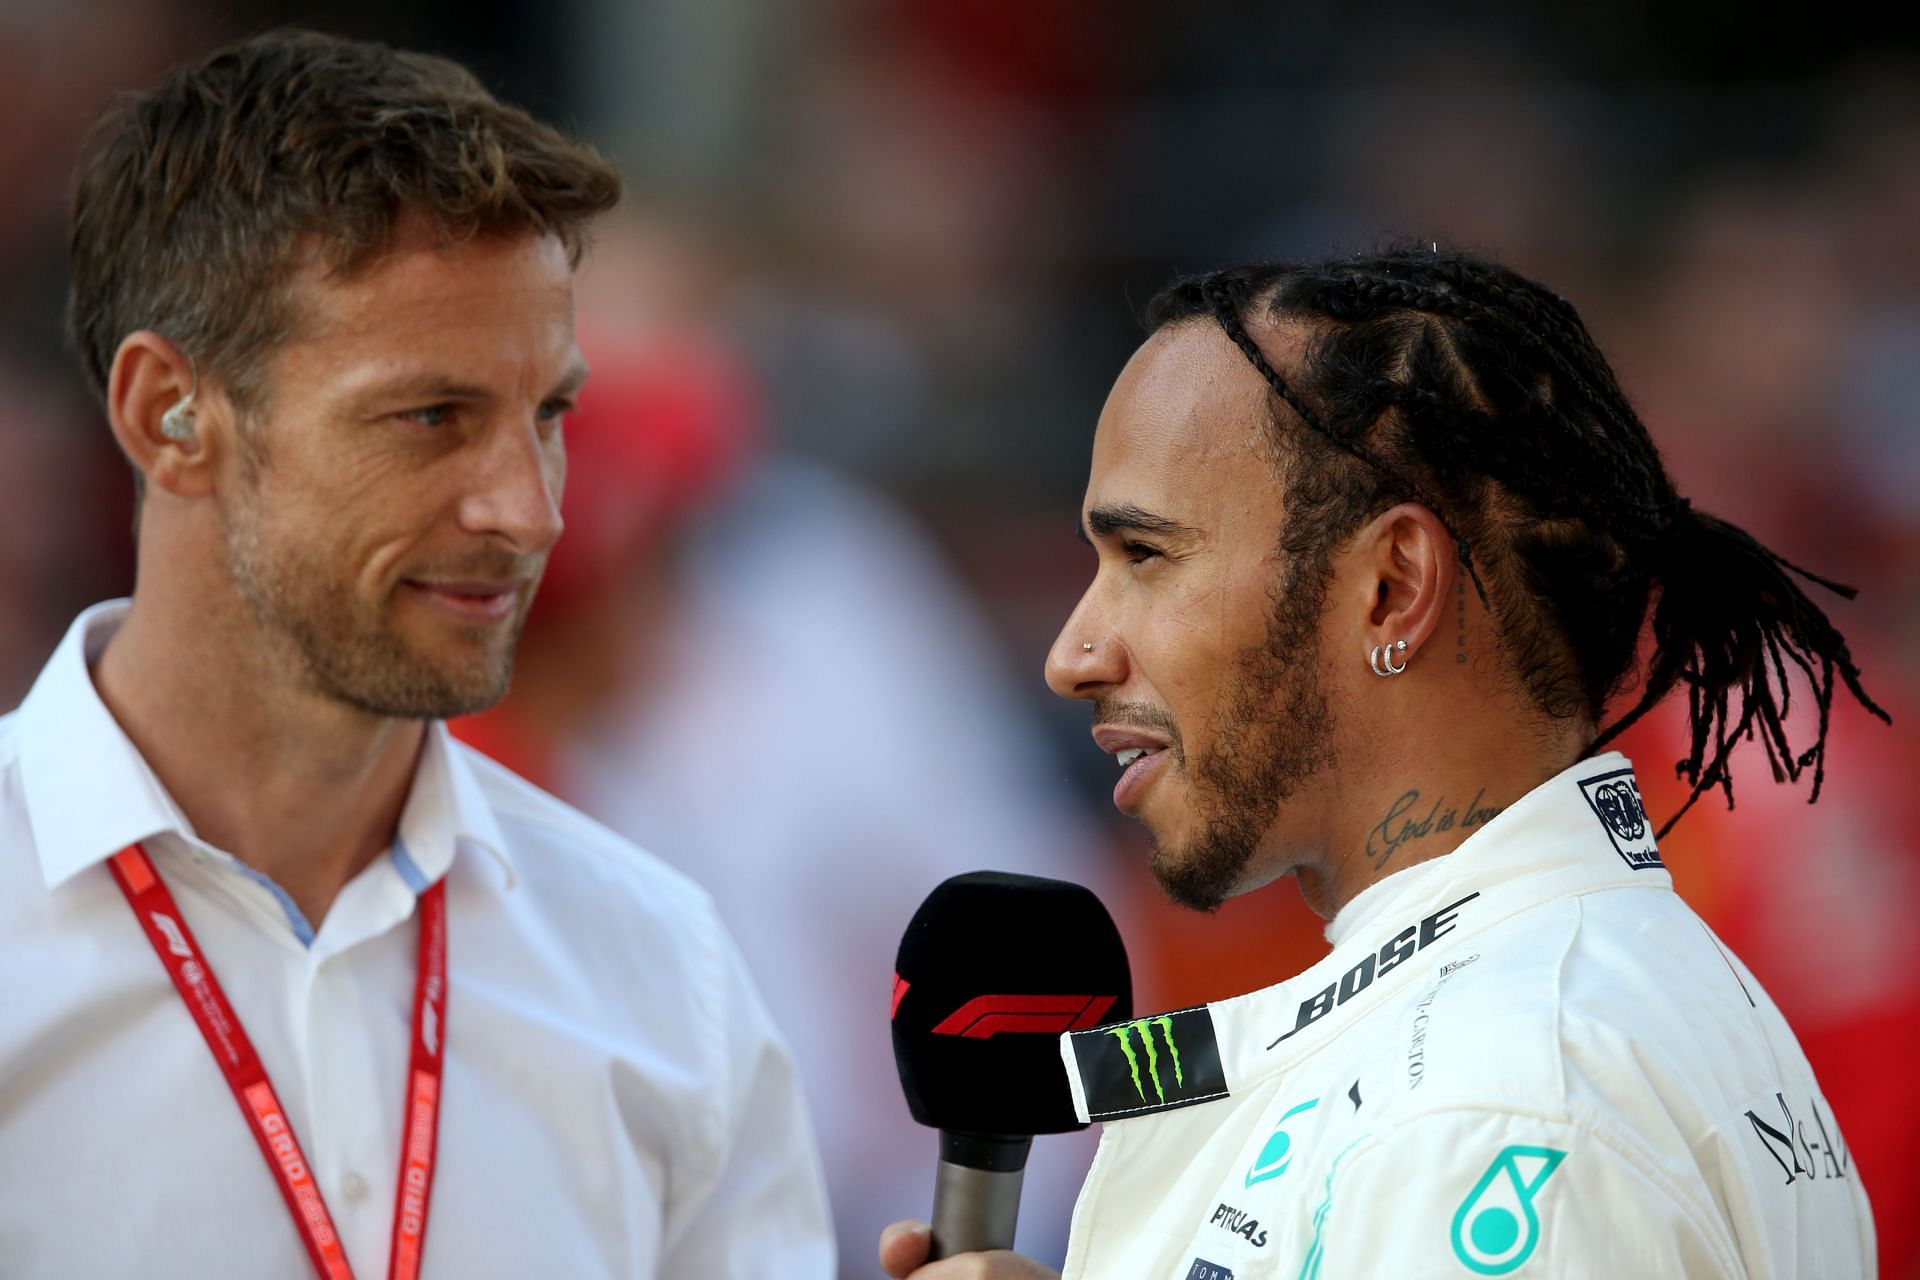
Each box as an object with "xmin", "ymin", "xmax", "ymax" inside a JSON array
[{"xmin": 1365, "ymin": 788, "xmax": 1503, "ymax": 869}]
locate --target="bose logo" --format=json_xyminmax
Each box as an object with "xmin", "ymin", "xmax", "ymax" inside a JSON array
[{"xmin": 1268, "ymin": 893, "xmax": 1479, "ymax": 1049}]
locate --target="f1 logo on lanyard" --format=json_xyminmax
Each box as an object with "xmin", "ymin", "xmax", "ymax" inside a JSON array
[{"xmin": 109, "ymin": 843, "xmax": 447, "ymax": 1280}]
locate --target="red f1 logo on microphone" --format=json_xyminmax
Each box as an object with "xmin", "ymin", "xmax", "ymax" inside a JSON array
[{"xmin": 930, "ymin": 994, "xmax": 1118, "ymax": 1039}]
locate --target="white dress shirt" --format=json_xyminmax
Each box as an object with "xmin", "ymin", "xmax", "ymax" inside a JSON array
[
  {"xmin": 1055, "ymin": 754, "xmax": 1875, "ymax": 1279},
  {"xmin": 0, "ymin": 601, "xmax": 835, "ymax": 1278}
]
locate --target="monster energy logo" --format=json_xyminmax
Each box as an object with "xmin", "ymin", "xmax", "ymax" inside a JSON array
[
  {"xmin": 1106, "ymin": 1016, "xmax": 1185, "ymax": 1103},
  {"xmin": 1075, "ymin": 1004, "xmax": 1226, "ymax": 1120}
]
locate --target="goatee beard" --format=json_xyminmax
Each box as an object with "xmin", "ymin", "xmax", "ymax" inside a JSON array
[{"xmin": 1151, "ymin": 563, "xmax": 1337, "ymax": 912}]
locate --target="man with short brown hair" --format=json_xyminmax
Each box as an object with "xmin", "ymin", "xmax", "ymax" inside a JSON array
[{"xmin": 0, "ymin": 30, "xmax": 831, "ymax": 1276}]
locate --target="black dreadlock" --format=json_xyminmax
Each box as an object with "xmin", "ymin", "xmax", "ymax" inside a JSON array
[{"xmin": 1149, "ymin": 245, "xmax": 1889, "ymax": 837}]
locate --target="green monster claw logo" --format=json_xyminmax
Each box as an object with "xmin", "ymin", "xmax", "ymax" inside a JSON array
[{"xmin": 1106, "ymin": 1016, "xmax": 1184, "ymax": 1102}]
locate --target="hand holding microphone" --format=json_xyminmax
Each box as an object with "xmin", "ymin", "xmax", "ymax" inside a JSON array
[
  {"xmin": 878, "ymin": 1220, "xmax": 1051, "ymax": 1280},
  {"xmin": 884, "ymin": 871, "xmax": 1131, "ymax": 1273}
]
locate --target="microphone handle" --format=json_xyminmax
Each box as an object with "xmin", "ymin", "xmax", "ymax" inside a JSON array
[{"xmin": 929, "ymin": 1132, "xmax": 1033, "ymax": 1259}]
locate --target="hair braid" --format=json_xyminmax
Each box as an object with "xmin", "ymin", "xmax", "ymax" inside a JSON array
[
  {"xmin": 1325, "ymin": 270, "xmax": 1676, "ymax": 531},
  {"xmin": 1198, "ymin": 276, "xmax": 1489, "ymax": 601},
  {"xmin": 1312, "ymin": 270, "xmax": 1674, "ymax": 537},
  {"xmin": 1147, "ymin": 244, "xmax": 1889, "ymax": 835},
  {"xmin": 1403, "ymin": 262, "xmax": 1677, "ymax": 512}
]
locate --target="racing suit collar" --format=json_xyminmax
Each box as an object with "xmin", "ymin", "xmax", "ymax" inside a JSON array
[
  {"xmin": 1323, "ymin": 750, "xmax": 1657, "ymax": 949},
  {"xmin": 1061, "ymin": 751, "xmax": 1671, "ymax": 1124}
]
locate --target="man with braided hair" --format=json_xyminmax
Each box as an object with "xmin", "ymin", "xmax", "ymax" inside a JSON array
[{"xmin": 881, "ymin": 247, "xmax": 1885, "ymax": 1278}]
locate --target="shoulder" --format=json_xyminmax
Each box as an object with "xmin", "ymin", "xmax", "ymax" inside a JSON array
[
  {"xmin": 458, "ymin": 740, "xmax": 719, "ymax": 924},
  {"xmin": 450, "ymin": 738, "xmax": 776, "ymax": 1072},
  {"xmin": 451, "ymin": 741, "xmax": 736, "ymax": 1001},
  {"xmin": 448, "ymin": 744, "xmax": 823, "ymax": 1208},
  {"xmin": 1307, "ymin": 886, "xmax": 1865, "ymax": 1275},
  {"xmin": 1380, "ymin": 883, "xmax": 1752, "ymax": 1115},
  {"xmin": 1349, "ymin": 880, "xmax": 1821, "ymax": 1232}
]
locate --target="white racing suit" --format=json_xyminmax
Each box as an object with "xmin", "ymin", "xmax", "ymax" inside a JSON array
[{"xmin": 1058, "ymin": 753, "xmax": 1875, "ymax": 1278}]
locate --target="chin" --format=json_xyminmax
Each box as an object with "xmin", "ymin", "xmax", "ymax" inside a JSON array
[
  {"xmin": 400, "ymin": 623, "xmax": 520, "ymax": 692},
  {"xmin": 1148, "ymin": 805, "xmax": 1295, "ymax": 914},
  {"xmin": 324, "ymin": 642, "xmax": 517, "ymax": 721},
  {"xmin": 1148, "ymin": 838, "xmax": 1242, "ymax": 914}
]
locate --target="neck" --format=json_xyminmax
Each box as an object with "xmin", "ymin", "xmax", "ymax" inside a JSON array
[
  {"xmin": 1291, "ymin": 715, "xmax": 1591, "ymax": 922},
  {"xmin": 94, "ymin": 588, "xmax": 425, "ymax": 929}
]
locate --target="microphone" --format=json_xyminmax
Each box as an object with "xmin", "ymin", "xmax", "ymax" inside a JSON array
[{"xmin": 891, "ymin": 871, "xmax": 1132, "ymax": 1258}]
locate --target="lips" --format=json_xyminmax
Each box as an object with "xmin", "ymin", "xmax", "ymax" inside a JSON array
[
  {"xmin": 403, "ymin": 579, "xmax": 527, "ymax": 624},
  {"xmin": 1093, "ymin": 724, "xmax": 1175, "ymax": 813}
]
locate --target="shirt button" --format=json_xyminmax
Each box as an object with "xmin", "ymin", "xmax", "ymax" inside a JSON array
[{"xmin": 341, "ymin": 1172, "xmax": 369, "ymax": 1203}]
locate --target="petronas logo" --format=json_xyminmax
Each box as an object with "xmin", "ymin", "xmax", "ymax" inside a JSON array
[
  {"xmin": 1106, "ymin": 1017, "xmax": 1184, "ymax": 1103},
  {"xmin": 1449, "ymin": 1146, "xmax": 1566, "ymax": 1275}
]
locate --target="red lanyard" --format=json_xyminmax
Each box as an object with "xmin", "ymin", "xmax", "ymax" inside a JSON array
[{"xmin": 108, "ymin": 842, "xmax": 447, "ymax": 1280}]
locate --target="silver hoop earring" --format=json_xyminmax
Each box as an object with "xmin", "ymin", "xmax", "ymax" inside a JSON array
[{"xmin": 1369, "ymin": 639, "xmax": 1409, "ymax": 677}]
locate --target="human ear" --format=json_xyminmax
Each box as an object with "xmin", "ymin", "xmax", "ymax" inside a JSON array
[
  {"xmin": 1354, "ymin": 502, "xmax": 1455, "ymax": 671},
  {"xmin": 107, "ymin": 331, "xmax": 219, "ymax": 499}
]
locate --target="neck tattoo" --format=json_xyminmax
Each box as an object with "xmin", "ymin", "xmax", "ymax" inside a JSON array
[{"xmin": 1364, "ymin": 787, "xmax": 1504, "ymax": 871}]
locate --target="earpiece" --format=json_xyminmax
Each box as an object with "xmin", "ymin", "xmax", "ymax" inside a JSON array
[
  {"xmin": 160, "ymin": 394, "xmax": 197, "ymax": 441},
  {"xmin": 159, "ymin": 352, "xmax": 199, "ymax": 441}
]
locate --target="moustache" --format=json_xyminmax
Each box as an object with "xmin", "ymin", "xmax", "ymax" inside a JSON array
[{"xmin": 1092, "ymin": 696, "xmax": 1184, "ymax": 762}]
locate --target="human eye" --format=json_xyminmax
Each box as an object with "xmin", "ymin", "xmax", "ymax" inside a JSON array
[
  {"xmin": 401, "ymin": 403, "xmax": 456, "ymax": 428},
  {"xmin": 1120, "ymin": 539, "xmax": 1164, "ymax": 566},
  {"xmin": 536, "ymin": 397, "xmax": 573, "ymax": 427}
]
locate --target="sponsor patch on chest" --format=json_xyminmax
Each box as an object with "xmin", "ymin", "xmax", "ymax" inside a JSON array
[
  {"xmin": 1208, "ymin": 1202, "xmax": 1268, "ymax": 1248},
  {"xmin": 1183, "ymin": 1260, "xmax": 1234, "ymax": 1280}
]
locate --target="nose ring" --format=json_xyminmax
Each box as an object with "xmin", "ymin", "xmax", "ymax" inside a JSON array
[{"xmin": 1081, "ymin": 643, "xmax": 1095, "ymax": 652}]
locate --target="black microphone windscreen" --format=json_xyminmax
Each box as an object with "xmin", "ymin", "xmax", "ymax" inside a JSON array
[{"xmin": 892, "ymin": 871, "xmax": 1131, "ymax": 1137}]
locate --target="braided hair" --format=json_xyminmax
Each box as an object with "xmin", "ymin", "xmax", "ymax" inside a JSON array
[{"xmin": 1149, "ymin": 246, "xmax": 1889, "ymax": 836}]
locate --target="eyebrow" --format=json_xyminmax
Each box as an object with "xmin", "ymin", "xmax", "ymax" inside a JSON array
[
  {"xmin": 362, "ymin": 361, "xmax": 591, "ymax": 404},
  {"xmin": 365, "ymin": 374, "xmax": 491, "ymax": 403},
  {"xmin": 1077, "ymin": 503, "xmax": 1200, "ymax": 545}
]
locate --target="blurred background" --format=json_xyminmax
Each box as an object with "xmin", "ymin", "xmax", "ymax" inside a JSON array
[{"xmin": 4, "ymin": 1, "xmax": 1918, "ymax": 1274}]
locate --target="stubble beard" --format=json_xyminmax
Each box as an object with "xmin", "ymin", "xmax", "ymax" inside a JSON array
[
  {"xmin": 222, "ymin": 481, "xmax": 527, "ymax": 721},
  {"xmin": 1151, "ymin": 560, "xmax": 1338, "ymax": 912}
]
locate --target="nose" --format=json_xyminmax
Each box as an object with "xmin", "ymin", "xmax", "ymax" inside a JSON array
[
  {"xmin": 462, "ymin": 414, "xmax": 565, "ymax": 556},
  {"xmin": 1045, "ymin": 592, "xmax": 1126, "ymax": 700}
]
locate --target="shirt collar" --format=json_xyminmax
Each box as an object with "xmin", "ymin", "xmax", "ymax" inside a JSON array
[
  {"xmin": 20, "ymin": 600, "xmax": 515, "ymax": 893},
  {"xmin": 402, "ymin": 722, "xmax": 516, "ymax": 891},
  {"xmin": 20, "ymin": 601, "xmax": 193, "ymax": 891}
]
